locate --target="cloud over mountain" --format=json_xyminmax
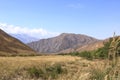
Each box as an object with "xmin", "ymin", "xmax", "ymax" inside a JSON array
[{"xmin": 0, "ymin": 23, "xmax": 59, "ymax": 39}]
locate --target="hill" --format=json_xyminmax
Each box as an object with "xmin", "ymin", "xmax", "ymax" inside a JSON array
[
  {"xmin": 28, "ymin": 33, "xmax": 98, "ymax": 53},
  {"xmin": 0, "ymin": 29, "xmax": 35, "ymax": 56},
  {"xmin": 76, "ymin": 40, "xmax": 104, "ymax": 52}
]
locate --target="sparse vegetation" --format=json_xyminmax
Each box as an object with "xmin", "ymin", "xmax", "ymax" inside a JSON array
[
  {"xmin": 69, "ymin": 51, "xmax": 94, "ymax": 60},
  {"xmin": 0, "ymin": 53, "xmax": 119, "ymax": 80},
  {"xmin": 0, "ymin": 55, "xmax": 110, "ymax": 80},
  {"xmin": 90, "ymin": 67, "xmax": 106, "ymax": 80},
  {"xmin": 0, "ymin": 56, "xmax": 76, "ymax": 80},
  {"xmin": 68, "ymin": 37, "xmax": 112, "ymax": 60},
  {"xmin": 64, "ymin": 35, "xmax": 120, "ymax": 80},
  {"xmin": 90, "ymin": 35, "xmax": 120, "ymax": 80},
  {"xmin": 0, "ymin": 30, "xmax": 120, "ymax": 80},
  {"xmin": 27, "ymin": 63, "xmax": 66, "ymax": 79}
]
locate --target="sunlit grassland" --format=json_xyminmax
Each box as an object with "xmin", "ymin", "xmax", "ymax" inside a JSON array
[{"xmin": 0, "ymin": 55, "xmax": 119, "ymax": 80}]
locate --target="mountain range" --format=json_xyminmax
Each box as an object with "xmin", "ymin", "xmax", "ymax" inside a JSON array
[
  {"xmin": 0, "ymin": 29, "xmax": 106, "ymax": 55},
  {"xmin": 0, "ymin": 29, "xmax": 35, "ymax": 56},
  {"xmin": 27, "ymin": 33, "xmax": 102, "ymax": 53}
]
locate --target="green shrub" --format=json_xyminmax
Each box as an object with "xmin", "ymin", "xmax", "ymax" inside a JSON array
[
  {"xmin": 69, "ymin": 51, "xmax": 93, "ymax": 60},
  {"xmin": 69, "ymin": 40, "xmax": 112, "ymax": 60},
  {"xmin": 27, "ymin": 63, "xmax": 67, "ymax": 79},
  {"xmin": 27, "ymin": 66, "xmax": 43, "ymax": 78},
  {"xmin": 94, "ymin": 47, "xmax": 108, "ymax": 59},
  {"xmin": 68, "ymin": 38, "xmax": 115, "ymax": 60},
  {"xmin": 90, "ymin": 68, "xmax": 106, "ymax": 80}
]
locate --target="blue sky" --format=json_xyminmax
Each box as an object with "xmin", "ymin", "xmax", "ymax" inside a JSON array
[{"xmin": 0, "ymin": 0, "xmax": 120, "ymax": 39}]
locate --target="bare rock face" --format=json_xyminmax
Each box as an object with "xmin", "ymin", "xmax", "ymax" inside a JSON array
[
  {"xmin": 0, "ymin": 29, "xmax": 35, "ymax": 55},
  {"xmin": 28, "ymin": 33, "xmax": 98, "ymax": 53}
]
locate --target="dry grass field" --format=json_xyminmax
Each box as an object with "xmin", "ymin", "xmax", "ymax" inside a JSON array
[{"xmin": 0, "ymin": 55, "xmax": 119, "ymax": 80}]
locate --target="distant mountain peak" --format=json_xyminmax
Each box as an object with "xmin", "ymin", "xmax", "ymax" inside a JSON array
[
  {"xmin": 28, "ymin": 33, "xmax": 99, "ymax": 53},
  {"xmin": 60, "ymin": 33, "xmax": 78, "ymax": 36},
  {"xmin": 10, "ymin": 34, "xmax": 39, "ymax": 43},
  {"xmin": 60, "ymin": 33, "xmax": 73, "ymax": 35}
]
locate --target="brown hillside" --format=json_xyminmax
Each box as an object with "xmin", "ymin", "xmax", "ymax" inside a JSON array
[
  {"xmin": 59, "ymin": 40, "xmax": 103, "ymax": 53},
  {"xmin": 76, "ymin": 40, "xmax": 104, "ymax": 52},
  {"xmin": 75, "ymin": 36, "xmax": 119, "ymax": 53},
  {"xmin": 0, "ymin": 29, "xmax": 35, "ymax": 55}
]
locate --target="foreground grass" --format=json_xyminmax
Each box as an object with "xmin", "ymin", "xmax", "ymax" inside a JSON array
[{"xmin": 0, "ymin": 55, "xmax": 119, "ymax": 80}]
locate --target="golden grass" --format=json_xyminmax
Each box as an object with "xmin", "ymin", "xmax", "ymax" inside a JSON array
[{"xmin": 0, "ymin": 55, "xmax": 119, "ymax": 80}]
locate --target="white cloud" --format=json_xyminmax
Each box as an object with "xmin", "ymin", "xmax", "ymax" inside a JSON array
[{"xmin": 0, "ymin": 23, "xmax": 59, "ymax": 38}]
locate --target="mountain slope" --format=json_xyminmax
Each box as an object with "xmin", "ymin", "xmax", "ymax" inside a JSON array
[
  {"xmin": 28, "ymin": 33, "xmax": 98, "ymax": 53},
  {"xmin": 0, "ymin": 29, "xmax": 35, "ymax": 55},
  {"xmin": 76, "ymin": 40, "xmax": 104, "ymax": 52}
]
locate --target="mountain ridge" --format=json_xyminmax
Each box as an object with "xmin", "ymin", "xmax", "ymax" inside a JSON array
[
  {"xmin": 28, "ymin": 33, "xmax": 99, "ymax": 53},
  {"xmin": 0, "ymin": 29, "xmax": 35, "ymax": 55}
]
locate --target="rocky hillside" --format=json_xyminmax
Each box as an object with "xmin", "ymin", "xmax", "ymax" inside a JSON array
[
  {"xmin": 0, "ymin": 29, "xmax": 35, "ymax": 55},
  {"xmin": 28, "ymin": 33, "xmax": 99, "ymax": 53}
]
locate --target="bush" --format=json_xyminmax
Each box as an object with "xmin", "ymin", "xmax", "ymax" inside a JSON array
[
  {"xmin": 90, "ymin": 68, "xmax": 106, "ymax": 80},
  {"xmin": 27, "ymin": 66, "xmax": 43, "ymax": 78},
  {"xmin": 27, "ymin": 63, "xmax": 67, "ymax": 79},
  {"xmin": 94, "ymin": 47, "xmax": 108, "ymax": 59},
  {"xmin": 69, "ymin": 51, "xmax": 93, "ymax": 60},
  {"xmin": 69, "ymin": 40, "xmax": 112, "ymax": 60},
  {"xmin": 69, "ymin": 48, "xmax": 109, "ymax": 60}
]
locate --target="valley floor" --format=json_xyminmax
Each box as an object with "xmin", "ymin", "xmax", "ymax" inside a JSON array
[{"xmin": 0, "ymin": 55, "xmax": 119, "ymax": 80}]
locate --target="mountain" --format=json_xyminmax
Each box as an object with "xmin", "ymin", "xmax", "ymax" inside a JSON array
[
  {"xmin": 61, "ymin": 37, "xmax": 117, "ymax": 53},
  {"xmin": 0, "ymin": 29, "xmax": 35, "ymax": 56},
  {"xmin": 10, "ymin": 34, "xmax": 39, "ymax": 43},
  {"xmin": 76, "ymin": 41, "xmax": 104, "ymax": 52},
  {"xmin": 28, "ymin": 33, "xmax": 99, "ymax": 53}
]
